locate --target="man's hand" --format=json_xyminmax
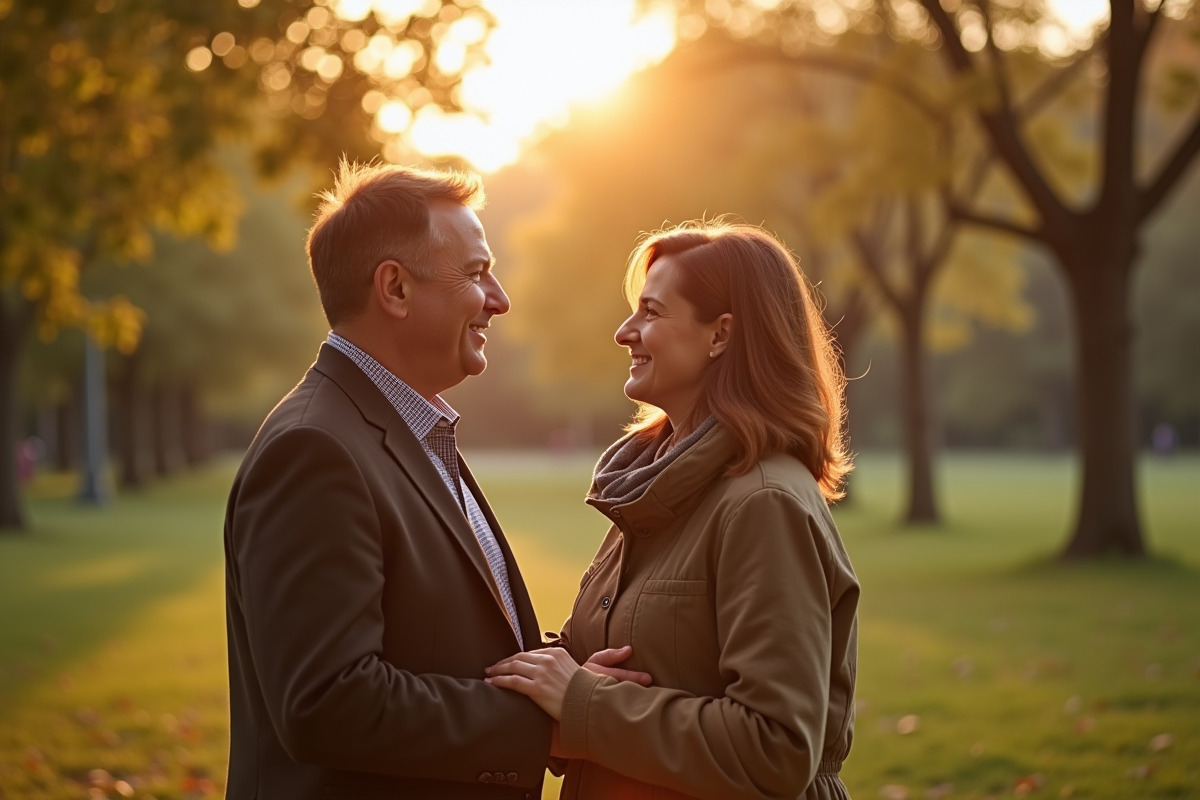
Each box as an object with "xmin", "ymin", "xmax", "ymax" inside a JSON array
[{"xmin": 582, "ymin": 646, "xmax": 652, "ymax": 686}]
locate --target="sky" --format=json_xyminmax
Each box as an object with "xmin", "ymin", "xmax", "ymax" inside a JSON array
[{"xmin": 318, "ymin": 0, "xmax": 1113, "ymax": 174}]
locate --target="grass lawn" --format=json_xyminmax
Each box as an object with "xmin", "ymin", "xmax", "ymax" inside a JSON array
[{"xmin": 0, "ymin": 452, "xmax": 1197, "ymax": 799}]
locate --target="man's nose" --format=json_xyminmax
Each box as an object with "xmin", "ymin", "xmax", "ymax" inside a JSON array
[{"xmin": 486, "ymin": 274, "xmax": 511, "ymax": 315}]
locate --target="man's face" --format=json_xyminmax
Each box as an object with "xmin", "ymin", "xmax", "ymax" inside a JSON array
[{"xmin": 402, "ymin": 201, "xmax": 509, "ymax": 399}]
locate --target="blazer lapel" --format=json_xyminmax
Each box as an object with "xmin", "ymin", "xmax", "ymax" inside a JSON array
[{"xmin": 312, "ymin": 345, "xmax": 517, "ymax": 638}]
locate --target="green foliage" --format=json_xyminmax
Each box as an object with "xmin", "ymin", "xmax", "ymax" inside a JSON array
[{"xmin": 1, "ymin": 454, "xmax": 1198, "ymax": 798}]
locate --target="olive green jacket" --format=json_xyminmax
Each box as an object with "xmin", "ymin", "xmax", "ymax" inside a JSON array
[{"xmin": 556, "ymin": 425, "xmax": 858, "ymax": 800}]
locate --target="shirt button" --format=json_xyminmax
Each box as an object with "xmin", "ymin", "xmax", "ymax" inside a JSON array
[{"xmin": 601, "ymin": 596, "xmax": 611, "ymax": 608}]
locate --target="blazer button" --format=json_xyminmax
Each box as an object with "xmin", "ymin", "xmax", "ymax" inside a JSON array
[
  {"xmin": 507, "ymin": 772, "xmax": 518, "ymax": 783},
  {"xmin": 478, "ymin": 772, "xmax": 492, "ymax": 783},
  {"xmin": 600, "ymin": 596, "xmax": 611, "ymax": 608},
  {"xmin": 612, "ymin": 509, "xmax": 621, "ymax": 517}
]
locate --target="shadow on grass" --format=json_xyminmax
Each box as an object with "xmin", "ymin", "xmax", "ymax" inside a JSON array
[{"xmin": 0, "ymin": 463, "xmax": 236, "ymax": 709}]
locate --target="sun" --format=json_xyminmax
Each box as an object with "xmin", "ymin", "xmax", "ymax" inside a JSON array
[{"xmin": 355, "ymin": 0, "xmax": 678, "ymax": 172}]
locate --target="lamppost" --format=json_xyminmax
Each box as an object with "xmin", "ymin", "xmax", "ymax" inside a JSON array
[{"xmin": 79, "ymin": 331, "xmax": 109, "ymax": 504}]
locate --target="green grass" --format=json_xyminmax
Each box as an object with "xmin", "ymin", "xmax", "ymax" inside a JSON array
[{"xmin": 1, "ymin": 452, "xmax": 1197, "ymax": 799}]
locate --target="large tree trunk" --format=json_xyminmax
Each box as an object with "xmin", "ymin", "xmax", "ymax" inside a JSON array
[
  {"xmin": 899, "ymin": 306, "xmax": 939, "ymax": 524},
  {"xmin": 114, "ymin": 351, "xmax": 150, "ymax": 490},
  {"xmin": 0, "ymin": 295, "xmax": 34, "ymax": 531},
  {"xmin": 1060, "ymin": 255, "xmax": 1145, "ymax": 558},
  {"xmin": 0, "ymin": 332, "xmax": 23, "ymax": 530}
]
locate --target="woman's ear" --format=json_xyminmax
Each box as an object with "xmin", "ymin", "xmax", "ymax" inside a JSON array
[
  {"xmin": 374, "ymin": 259, "xmax": 412, "ymax": 320},
  {"xmin": 709, "ymin": 313, "xmax": 733, "ymax": 357}
]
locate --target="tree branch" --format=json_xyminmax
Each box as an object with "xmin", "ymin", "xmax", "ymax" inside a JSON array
[
  {"xmin": 681, "ymin": 40, "xmax": 946, "ymax": 128},
  {"xmin": 1138, "ymin": 108, "xmax": 1200, "ymax": 222},
  {"xmin": 946, "ymin": 201, "xmax": 1042, "ymax": 241},
  {"xmin": 1017, "ymin": 32, "xmax": 1106, "ymax": 120},
  {"xmin": 1138, "ymin": 0, "xmax": 1165, "ymax": 61},
  {"xmin": 916, "ymin": 0, "xmax": 1070, "ymax": 234},
  {"xmin": 849, "ymin": 213, "xmax": 906, "ymax": 313},
  {"xmin": 978, "ymin": 0, "xmax": 1014, "ymax": 112}
]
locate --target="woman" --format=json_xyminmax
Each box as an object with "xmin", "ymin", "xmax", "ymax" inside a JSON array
[{"xmin": 487, "ymin": 220, "xmax": 859, "ymax": 800}]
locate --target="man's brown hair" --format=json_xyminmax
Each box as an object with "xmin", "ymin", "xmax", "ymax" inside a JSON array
[{"xmin": 306, "ymin": 160, "xmax": 485, "ymax": 325}]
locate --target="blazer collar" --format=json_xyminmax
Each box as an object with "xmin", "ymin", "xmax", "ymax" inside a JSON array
[{"xmin": 312, "ymin": 344, "xmax": 531, "ymax": 647}]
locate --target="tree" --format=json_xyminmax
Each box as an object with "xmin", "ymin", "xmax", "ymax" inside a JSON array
[
  {"xmin": 0, "ymin": 0, "xmax": 489, "ymax": 529},
  {"xmin": 681, "ymin": 0, "xmax": 1200, "ymax": 557}
]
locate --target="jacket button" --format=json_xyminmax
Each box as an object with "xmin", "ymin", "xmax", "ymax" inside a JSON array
[
  {"xmin": 612, "ymin": 509, "xmax": 621, "ymax": 517},
  {"xmin": 507, "ymin": 771, "xmax": 518, "ymax": 782},
  {"xmin": 601, "ymin": 596, "xmax": 611, "ymax": 608},
  {"xmin": 478, "ymin": 772, "xmax": 492, "ymax": 783}
]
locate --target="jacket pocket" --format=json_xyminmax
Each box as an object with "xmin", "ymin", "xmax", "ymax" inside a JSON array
[{"xmin": 642, "ymin": 579, "xmax": 707, "ymax": 596}]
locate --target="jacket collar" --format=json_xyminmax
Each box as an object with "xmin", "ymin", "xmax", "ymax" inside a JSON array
[{"xmin": 587, "ymin": 424, "xmax": 737, "ymax": 532}]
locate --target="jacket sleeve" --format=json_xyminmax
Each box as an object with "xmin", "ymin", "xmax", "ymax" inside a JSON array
[
  {"xmin": 229, "ymin": 425, "xmax": 551, "ymax": 785},
  {"xmin": 556, "ymin": 487, "xmax": 840, "ymax": 800}
]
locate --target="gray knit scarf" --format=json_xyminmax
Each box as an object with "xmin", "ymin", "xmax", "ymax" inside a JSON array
[{"xmin": 589, "ymin": 417, "xmax": 718, "ymax": 507}]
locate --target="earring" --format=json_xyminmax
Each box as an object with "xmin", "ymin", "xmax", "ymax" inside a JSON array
[{"xmin": 709, "ymin": 352, "xmax": 716, "ymax": 358}]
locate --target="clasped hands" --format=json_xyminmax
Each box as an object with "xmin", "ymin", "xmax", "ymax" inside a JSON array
[{"xmin": 485, "ymin": 645, "xmax": 652, "ymax": 720}]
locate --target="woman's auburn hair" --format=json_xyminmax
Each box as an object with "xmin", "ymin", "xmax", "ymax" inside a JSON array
[{"xmin": 623, "ymin": 218, "xmax": 853, "ymax": 502}]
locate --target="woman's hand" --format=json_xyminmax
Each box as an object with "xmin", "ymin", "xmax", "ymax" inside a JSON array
[{"xmin": 485, "ymin": 647, "xmax": 580, "ymax": 719}]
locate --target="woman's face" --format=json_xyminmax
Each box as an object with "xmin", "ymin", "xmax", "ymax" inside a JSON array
[{"xmin": 615, "ymin": 255, "xmax": 728, "ymax": 428}]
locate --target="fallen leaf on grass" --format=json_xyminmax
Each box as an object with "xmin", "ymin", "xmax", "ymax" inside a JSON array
[
  {"xmin": 1013, "ymin": 774, "xmax": 1046, "ymax": 795},
  {"xmin": 896, "ymin": 715, "xmax": 920, "ymax": 735},
  {"xmin": 926, "ymin": 782, "xmax": 953, "ymax": 798},
  {"xmin": 1126, "ymin": 763, "xmax": 1155, "ymax": 780},
  {"xmin": 1149, "ymin": 733, "xmax": 1172, "ymax": 752},
  {"xmin": 879, "ymin": 785, "xmax": 909, "ymax": 800},
  {"xmin": 23, "ymin": 747, "xmax": 45, "ymax": 773}
]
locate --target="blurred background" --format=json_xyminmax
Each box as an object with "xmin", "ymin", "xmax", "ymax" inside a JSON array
[{"xmin": 1, "ymin": 1, "xmax": 1198, "ymax": 798}]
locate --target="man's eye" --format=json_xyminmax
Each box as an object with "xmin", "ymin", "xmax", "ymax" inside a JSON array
[{"xmin": 470, "ymin": 271, "xmax": 484, "ymax": 283}]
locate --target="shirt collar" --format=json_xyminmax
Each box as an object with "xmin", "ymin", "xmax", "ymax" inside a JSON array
[{"xmin": 326, "ymin": 332, "xmax": 459, "ymax": 441}]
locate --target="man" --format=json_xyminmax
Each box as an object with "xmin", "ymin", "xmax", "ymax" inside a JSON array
[{"xmin": 223, "ymin": 162, "xmax": 631, "ymax": 799}]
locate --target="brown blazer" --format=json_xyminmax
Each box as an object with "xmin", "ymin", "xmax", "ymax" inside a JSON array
[
  {"xmin": 224, "ymin": 344, "xmax": 551, "ymax": 800},
  {"xmin": 555, "ymin": 425, "xmax": 858, "ymax": 800}
]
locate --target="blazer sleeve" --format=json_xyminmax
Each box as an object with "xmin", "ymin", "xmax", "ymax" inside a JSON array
[
  {"xmin": 556, "ymin": 487, "xmax": 839, "ymax": 800},
  {"xmin": 229, "ymin": 425, "xmax": 551, "ymax": 785}
]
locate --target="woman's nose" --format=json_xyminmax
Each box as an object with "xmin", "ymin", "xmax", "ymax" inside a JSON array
[{"xmin": 615, "ymin": 315, "xmax": 638, "ymax": 345}]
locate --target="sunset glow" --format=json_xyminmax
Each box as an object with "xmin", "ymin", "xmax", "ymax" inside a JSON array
[{"xmin": 381, "ymin": 0, "xmax": 677, "ymax": 172}]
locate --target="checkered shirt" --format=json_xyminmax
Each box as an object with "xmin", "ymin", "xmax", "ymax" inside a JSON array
[{"xmin": 326, "ymin": 333, "xmax": 523, "ymax": 645}]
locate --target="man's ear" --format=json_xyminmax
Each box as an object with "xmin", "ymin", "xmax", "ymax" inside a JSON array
[
  {"xmin": 374, "ymin": 259, "xmax": 413, "ymax": 320},
  {"xmin": 709, "ymin": 313, "xmax": 733, "ymax": 357}
]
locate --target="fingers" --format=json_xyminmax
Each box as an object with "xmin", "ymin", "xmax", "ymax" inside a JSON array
[
  {"xmin": 583, "ymin": 645, "xmax": 633, "ymax": 668},
  {"xmin": 584, "ymin": 664, "xmax": 653, "ymax": 686},
  {"xmin": 486, "ymin": 649, "xmax": 572, "ymax": 678},
  {"xmin": 485, "ymin": 673, "xmax": 537, "ymax": 696}
]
